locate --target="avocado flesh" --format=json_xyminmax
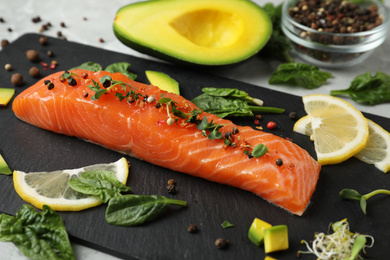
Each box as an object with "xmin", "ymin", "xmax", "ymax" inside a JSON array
[
  {"xmin": 113, "ymin": 0, "xmax": 272, "ymax": 66},
  {"xmin": 0, "ymin": 154, "xmax": 12, "ymax": 175},
  {"xmin": 248, "ymin": 218, "xmax": 272, "ymax": 246},
  {"xmin": 0, "ymin": 88, "xmax": 15, "ymax": 106},
  {"xmin": 145, "ymin": 71, "xmax": 180, "ymax": 95},
  {"xmin": 264, "ymin": 225, "xmax": 289, "ymax": 253}
]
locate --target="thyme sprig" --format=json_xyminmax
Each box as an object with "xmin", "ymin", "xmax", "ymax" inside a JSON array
[{"xmin": 86, "ymin": 76, "xmax": 143, "ymax": 101}]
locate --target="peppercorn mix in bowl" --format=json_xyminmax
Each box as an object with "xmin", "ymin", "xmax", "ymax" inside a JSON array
[{"xmin": 282, "ymin": 0, "xmax": 389, "ymax": 68}]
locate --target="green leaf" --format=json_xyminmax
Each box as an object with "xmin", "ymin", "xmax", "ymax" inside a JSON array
[
  {"xmin": 68, "ymin": 170, "xmax": 132, "ymax": 203},
  {"xmin": 221, "ymin": 220, "xmax": 234, "ymax": 229},
  {"xmin": 0, "ymin": 205, "xmax": 74, "ymax": 260},
  {"xmin": 69, "ymin": 61, "xmax": 102, "ymax": 72},
  {"xmin": 360, "ymin": 197, "xmax": 367, "ymax": 215},
  {"xmin": 91, "ymin": 89, "xmax": 108, "ymax": 100},
  {"xmin": 345, "ymin": 235, "xmax": 367, "ymax": 260},
  {"xmin": 105, "ymin": 194, "xmax": 187, "ymax": 226},
  {"xmin": 252, "ymin": 144, "xmax": 268, "ymax": 158},
  {"xmin": 339, "ymin": 189, "xmax": 363, "ymax": 201},
  {"xmin": 202, "ymin": 87, "xmax": 250, "ymax": 99},
  {"xmin": 269, "ymin": 63, "xmax": 332, "ymax": 89},
  {"xmin": 330, "ymin": 71, "xmax": 390, "ymax": 105},
  {"xmin": 99, "ymin": 75, "xmax": 112, "ymax": 85},
  {"xmin": 0, "ymin": 154, "xmax": 12, "ymax": 175},
  {"xmin": 158, "ymin": 97, "xmax": 173, "ymax": 104},
  {"xmin": 105, "ymin": 62, "xmax": 137, "ymax": 80}
]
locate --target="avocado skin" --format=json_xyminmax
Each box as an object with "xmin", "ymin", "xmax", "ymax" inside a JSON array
[{"xmin": 113, "ymin": 0, "xmax": 272, "ymax": 68}]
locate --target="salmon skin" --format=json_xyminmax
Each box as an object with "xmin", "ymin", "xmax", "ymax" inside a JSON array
[{"xmin": 12, "ymin": 69, "xmax": 321, "ymax": 216}]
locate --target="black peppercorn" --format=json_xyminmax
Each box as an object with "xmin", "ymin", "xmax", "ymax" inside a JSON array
[
  {"xmin": 188, "ymin": 224, "xmax": 198, "ymax": 233},
  {"xmin": 232, "ymin": 127, "xmax": 239, "ymax": 135},
  {"xmin": 167, "ymin": 184, "xmax": 176, "ymax": 194},
  {"xmin": 215, "ymin": 238, "xmax": 230, "ymax": 249},
  {"xmin": 289, "ymin": 112, "xmax": 298, "ymax": 120},
  {"xmin": 68, "ymin": 78, "xmax": 77, "ymax": 86},
  {"xmin": 47, "ymin": 82, "xmax": 55, "ymax": 90},
  {"xmin": 276, "ymin": 158, "xmax": 283, "ymax": 166},
  {"xmin": 155, "ymin": 103, "xmax": 161, "ymax": 109}
]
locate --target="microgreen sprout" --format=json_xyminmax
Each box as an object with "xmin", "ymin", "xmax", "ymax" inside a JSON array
[
  {"xmin": 158, "ymin": 97, "xmax": 187, "ymax": 120},
  {"xmin": 340, "ymin": 188, "xmax": 390, "ymax": 215},
  {"xmin": 86, "ymin": 76, "xmax": 143, "ymax": 101},
  {"xmin": 298, "ymin": 219, "xmax": 374, "ymax": 260},
  {"xmin": 196, "ymin": 116, "xmax": 225, "ymax": 140}
]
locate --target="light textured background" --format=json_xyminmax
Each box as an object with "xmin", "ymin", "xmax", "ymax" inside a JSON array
[{"xmin": 0, "ymin": 0, "xmax": 389, "ymax": 259}]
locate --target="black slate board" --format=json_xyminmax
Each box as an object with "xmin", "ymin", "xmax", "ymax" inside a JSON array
[{"xmin": 1, "ymin": 34, "xmax": 390, "ymax": 259}]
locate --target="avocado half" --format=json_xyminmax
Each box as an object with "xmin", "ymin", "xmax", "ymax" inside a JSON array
[{"xmin": 113, "ymin": 0, "xmax": 272, "ymax": 66}]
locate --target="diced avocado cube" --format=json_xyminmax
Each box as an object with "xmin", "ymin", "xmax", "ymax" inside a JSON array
[
  {"xmin": 145, "ymin": 70, "xmax": 180, "ymax": 95},
  {"xmin": 248, "ymin": 218, "xmax": 272, "ymax": 246},
  {"xmin": 0, "ymin": 88, "xmax": 15, "ymax": 106},
  {"xmin": 0, "ymin": 154, "xmax": 12, "ymax": 175},
  {"xmin": 264, "ymin": 225, "xmax": 289, "ymax": 253},
  {"xmin": 264, "ymin": 256, "xmax": 277, "ymax": 260}
]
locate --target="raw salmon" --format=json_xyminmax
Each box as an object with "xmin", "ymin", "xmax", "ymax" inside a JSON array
[{"xmin": 12, "ymin": 69, "xmax": 321, "ymax": 216}]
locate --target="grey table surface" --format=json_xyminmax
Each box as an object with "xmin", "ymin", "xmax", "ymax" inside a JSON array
[{"xmin": 0, "ymin": 0, "xmax": 389, "ymax": 259}]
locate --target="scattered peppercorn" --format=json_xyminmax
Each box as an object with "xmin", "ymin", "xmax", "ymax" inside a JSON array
[
  {"xmin": 231, "ymin": 142, "xmax": 237, "ymax": 148},
  {"xmin": 60, "ymin": 22, "xmax": 66, "ymax": 28},
  {"xmin": 1, "ymin": 39, "xmax": 9, "ymax": 48},
  {"xmin": 47, "ymin": 82, "xmax": 54, "ymax": 90},
  {"xmin": 147, "ymin": 96, "xmax": 156, "ymax": 103},
  {"xmin": 215, "ymin": 238, "xmax": 230, "ymax": 249},
  {"xmin": 83, "ymin": 17, "xmax": 88, "ymax": 21},
  {"xmin": 167, "ymin": 118, "xmax": 175, "ymax": 126},
  {"xmin": 155, "ymin": 103, "xmax": 161, "ymax": 109},
  {"xmin": 11, "ymin": 73, "xmax": 23, "ymax": 86},
  {"xmin": 26, "ymin": 49, "xmax": 40, "ymax": 62},
  {"xmin": 47, "ymin": 50, "xmax": 54, "ymax": 57},
  {"xmin": 224, "ymin": 131, "xmax": 232, "ymax": 140},
  {"xmin": 57, "ymin": 31, "xmax": 62, "ymax": 37},
  {"xmin": 187, "ymin": 224, "xmax": 198, "ymax": 233},
  {"xmin": 276, "ymin": 158, "xmax": 283, "ymax": 166},
  {"xmin": 167, "ymin": 179, "xmax": 176, "ymax": 186},
  {"xmin": 99, "ymin": 38, "xmax": 105, "ymax": 43},
  {"xmin": 289, "ymin": 112, "xmax": 298, "ymax": 120},
  {"xmin": 7, "ymin": 28, "xmax": 12, "ymax": 32},
  {"xmin": 83, "ymin": 92, "xmax": 89, "ymax": 98},
  {"xmin": 232, "ymin": 127, "xmax": 239, "ymax": 135},
  {"xmin": 68, "ymin": 78, "xmax": 77, "ymax": 86},
  {"xmin": 44, "ymin": 80, "xmax": 51, "ymax": 85},
  {"xmin": 248, "ymin": 153, "xmax": 254, "ymax": 159},
  {"xmin": 4, "ymin": 63, "xmax": 12, "ymax": 71},
  {"xmin": 81, "ymin": 73, "xmax": 88, "ymax": 79},
  {"xmin": 0, "ymin": 18, "xmax": 4, "ymax": 23},
  {"xmin": 267, "ymin": 121, "xmax": 276, "ymax": 130},
  {"xmin": 254, "ymin": 119, "xmax": 261, "ymax": 125},
  {"xmin": 29, "ymin": 66, "xmax": 40, "ymax": 78},
  {"xmin": 31, "ymin": 16, "xmax": 41, "ymax": 23},
  {"xmin": 167, "ymin": 184, "xmax": 176, "ymax": 194},
  {"xmin": 255, "ymin": 114, "xmax": 262, "ymax": 120},
  {"xmin": 39, "ymin": 36, "xmax": 48, "ymax": 46}
]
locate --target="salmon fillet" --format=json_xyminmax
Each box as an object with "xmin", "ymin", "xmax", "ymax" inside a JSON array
[{"xmin": 12, "ymin": 69, "xmax": 321, "ymax": 216}]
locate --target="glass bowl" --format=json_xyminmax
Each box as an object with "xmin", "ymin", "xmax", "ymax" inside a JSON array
[{"xmin": 281, "ymin": 0, "xmax": 389, "ymax": 68}]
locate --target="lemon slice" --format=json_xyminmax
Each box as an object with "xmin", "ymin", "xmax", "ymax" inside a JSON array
[
  {"xmin": 302, "ymin": 94, "xmax": 369, "ymax": 165},
  {"xmin": 354, "ymin": 119, "xmax": 390, "ymax": 173},
  {"xmin": 294, "ymin": 115, "xmax": 390, "ymax": 173},
  {"xmin": 13, "ymin": 157, "xmax": 129, "ymax": 211}
]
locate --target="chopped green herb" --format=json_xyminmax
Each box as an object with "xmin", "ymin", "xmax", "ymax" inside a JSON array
[
  {"xmin": 158, "ymin": 97, "xmax": 187, "ymax": 120},
  {"xmin": 221, "ymin": 220, "xmax": 234, "ymax": 229},
  {"xmin": 196, "ymin": 116, "xmax": 225, "ymax": 140},
  {"xmin": 105, "ymin": 62, "xmax": 137, "ymax": 80},
  {"xmin": 330, "ymin": 71, "xmax": 390, "ymax": 105},
  {"xmin": 252, "ymin": 144, "xmax": 268, "ymax": 158},
  {"xmin": 269, "ymin": 63, "xmax": 332, "ymax": 89}
]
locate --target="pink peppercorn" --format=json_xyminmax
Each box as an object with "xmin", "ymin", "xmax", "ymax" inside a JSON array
[{"xmin": 267, "ymin": 121, "xmax": 276, "ymax": 130}]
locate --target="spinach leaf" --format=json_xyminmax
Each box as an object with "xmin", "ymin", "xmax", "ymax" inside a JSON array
[
  {"xmin": 259, "ymin": 3, "xmax": 294, "ymax": 63},
  {"xmin": 201, "ymin": 87, "xmax": 263, "ymax": 106},
  {"xmin": 269, "ymin": 63, "xmax": 332, "ymax": 89},
  {"xmin": 105, "ymin": 194, "xmax": 187, "ymax": 226},
  {"xmin": 0, "ymin": 205, "xmax": 74, "ymax": 260},
  {"xmin": 192, "ymin": 93, "xmax": 284, "ymax": 118},
  {"xmin": 105, "ymin": 62, "xmax": 137, "ymax": 80},
  {"xmin": 330, "ymin": 71, "xmax": 390, "ymax": 105},
  {"xmin": 196, "ymin": 116, "xmax": 224, "ymax": 140},
  {"xmin": 69, "ymin": 61, "xmax": 102, "ymax": 72},
  {"xmin": 68, "ymin": 170, "xmax": 132, "ymax": 203}
]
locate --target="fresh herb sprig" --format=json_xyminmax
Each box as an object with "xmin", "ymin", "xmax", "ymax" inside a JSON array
[
  {"xmin": 158, "ymin": 97, "xmax": 187, "ymax": 119},
  {"xmin": 86, "ymin": 75, "xmax": 143, "ymax": 101},
  {"xmin": 196, "ymin": 116, "xmax": 225, "ymax": 140},
  {"xmin": 330, "ymin": 71, "xmax": 390, "ymax": 105},
  {"xmin": 340, "ymin": 188, "xmax": 390, "ymax": 215}
]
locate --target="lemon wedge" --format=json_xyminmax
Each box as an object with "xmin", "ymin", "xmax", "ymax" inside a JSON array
[
  {"xmin": 13, "ymin": 157, "xmax": 129, "ymax": 211},
  {"xmin": 354, "ymin": 119, "xmax": 390, "ymax": 173},
  {"xmin": 294, "ymin": 114, "xmax": 389, "ymax": 173},
  {"xmin": 301, "ymin": 94, "xmax": 369, "ymax": 165}
]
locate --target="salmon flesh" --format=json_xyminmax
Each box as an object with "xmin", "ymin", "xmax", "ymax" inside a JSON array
[{"xmin": 12, "ymin": 69, "xmax": 321, "ymax": 216}]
